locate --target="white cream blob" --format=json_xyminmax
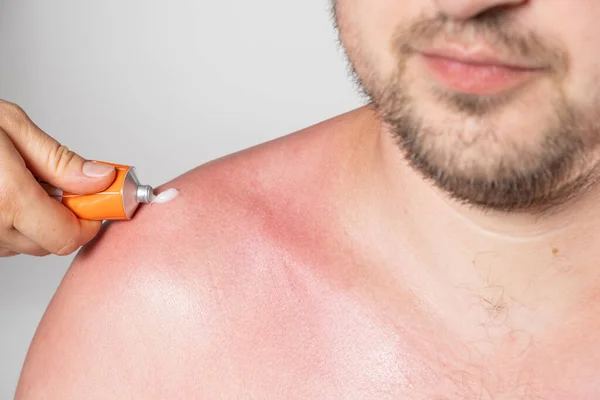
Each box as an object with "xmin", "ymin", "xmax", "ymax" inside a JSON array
[{"xmin": 150, "ymin": 188, "xmax": 180, "ymax": 204}]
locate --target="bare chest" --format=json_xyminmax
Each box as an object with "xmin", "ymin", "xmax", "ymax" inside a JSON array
[{"xmin": 202, "ymin": 275, "xmax": 600, "ymax": 399}]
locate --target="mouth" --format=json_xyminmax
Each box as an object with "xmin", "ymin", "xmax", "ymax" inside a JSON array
[{"xmin": 416, "ymin": 47, "xmax": 548, "ymax": 96}]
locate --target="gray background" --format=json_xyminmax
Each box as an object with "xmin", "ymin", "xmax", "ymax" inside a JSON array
[{"xmin": 0, "ymin": 0, "xmax": 361, "ymax": 397}]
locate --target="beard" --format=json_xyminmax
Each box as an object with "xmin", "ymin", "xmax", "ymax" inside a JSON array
[
  {"xmin": 378, "ymin": 69, "xmax": 594, "ymax": 213},
  {"xmin": 332, "ymin": 5, "xmax": 600, "ymax": 213}
]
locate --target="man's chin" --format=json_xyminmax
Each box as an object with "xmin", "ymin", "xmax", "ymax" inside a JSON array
[
  {"xmin": 387, "ymin": 117, "xmax": 584, "ymax": 213},
  {"xmin": 407, "ymin": 151, "xmax": 591, "ymax": 214}
]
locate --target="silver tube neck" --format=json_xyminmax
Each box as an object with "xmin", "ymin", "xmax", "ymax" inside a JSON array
[{"xmin": 136, "ymin": 184, "xmax": 154, "ymax": 203}]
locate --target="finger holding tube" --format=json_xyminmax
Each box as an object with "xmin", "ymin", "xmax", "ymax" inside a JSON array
[
  {"xmin": 0, "ymin": 99, "xmax": 116, "ymax": 257},
  {"xmin": 10, "ymin": 165, "xmax": 103, "ymax": 256},
  {"xmin": 0, "ymin": 248, "xmax": 18, "ymax": 257},
  {"xmin": 1, "ymin": 229, "xmax": 51, "ymax": 257}
]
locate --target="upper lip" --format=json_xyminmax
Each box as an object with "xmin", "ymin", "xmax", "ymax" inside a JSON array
[{"xmin": 417, "ymin": 45, "xmax": 546, "ymax": 70}]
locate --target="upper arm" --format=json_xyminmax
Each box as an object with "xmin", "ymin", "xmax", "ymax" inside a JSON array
[
  {"xmin": 14, "ymin": 187, "xmax": 229, "ymax": 399},
  {"xmin": 14, "ymin": 155, "xmax": 289, "ymax": 399}
]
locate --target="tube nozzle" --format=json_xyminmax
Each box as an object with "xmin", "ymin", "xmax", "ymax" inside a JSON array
[{"xmin": 136, "ymin": 184, "xmax": 154, "ymax": 204}]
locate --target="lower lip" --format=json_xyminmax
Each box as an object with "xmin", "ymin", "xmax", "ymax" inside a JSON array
[{"xmin": 420, "ymin": 54, "xmax": 540, "ymax": 95}]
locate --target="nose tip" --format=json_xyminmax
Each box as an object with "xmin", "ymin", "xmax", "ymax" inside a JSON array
[{"xmin": 432, "ymin": 0, "xmax": 527, "ymax": 20}]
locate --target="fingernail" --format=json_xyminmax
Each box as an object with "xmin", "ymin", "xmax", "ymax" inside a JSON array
[{"xmin": 82, "ymin": 161, "xmax": 114, "ymax": 177}]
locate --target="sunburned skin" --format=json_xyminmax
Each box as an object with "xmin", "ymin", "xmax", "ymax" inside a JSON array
[
  {"xmin": 14, "ymin": 107, "xmax": 600, "ymax": 399},
  {"xmin": 15, "ymin": 0, "xmax": 600, "ymax": 397}
]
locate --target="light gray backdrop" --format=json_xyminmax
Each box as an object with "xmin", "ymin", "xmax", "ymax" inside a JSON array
[{"xmin": 0, "ymin": 0, "xmax": 361, "ymax": 397}]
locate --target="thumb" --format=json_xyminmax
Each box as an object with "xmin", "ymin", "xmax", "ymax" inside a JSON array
[
  {"xmin": 37, "ymin": 148, "xmax": 117, "ymax": 195},
  {"xmin": 0, "ymin": 100, "xmax": 116, "ymax": 195}
]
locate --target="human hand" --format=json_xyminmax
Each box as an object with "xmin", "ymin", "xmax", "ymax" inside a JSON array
[{"xmin": 0, "ymin": 99, "xmax": 116, "ymax": 257}]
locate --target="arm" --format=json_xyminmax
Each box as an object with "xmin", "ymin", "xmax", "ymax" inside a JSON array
[{"xmin": 14, "ymin": 183, "xmax": 230, "ymax": 399}]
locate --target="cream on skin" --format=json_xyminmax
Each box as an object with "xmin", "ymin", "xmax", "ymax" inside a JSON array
[{"xmin": 150, "ymin": 188, "xmax": 180, "ymax": 204}]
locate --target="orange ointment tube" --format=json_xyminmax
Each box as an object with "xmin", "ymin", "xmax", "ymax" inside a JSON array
[{"xmin": 42, "ymin": 161, "xmax": 154, "ymax": 221}]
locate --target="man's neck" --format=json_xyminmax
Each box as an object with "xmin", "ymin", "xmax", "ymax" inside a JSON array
[{"xmin": 344, "ymin": 109, "xmax": 600, "ymax": 345}]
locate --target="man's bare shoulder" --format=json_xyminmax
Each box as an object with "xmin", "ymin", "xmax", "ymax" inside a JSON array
[{"xmin": 15, "ymin": 109, "xmax": 370, "ymax": 399}]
